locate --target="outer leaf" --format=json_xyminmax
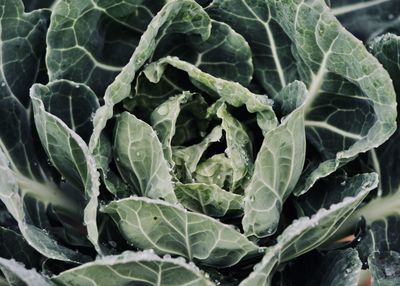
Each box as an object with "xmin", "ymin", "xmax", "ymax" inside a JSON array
[
  {"xmin": 155, "ymin": 19, "xmax": 254, "ymax": 86},
  {"xmin": 207, "ymin": 0, "xmax": 299, "ymax": 97},
  {"xmin": 369, "ymin": 251, "xmax": 400, "ymax": 286},
  {"xmin": 150, "ymin": 92, "xmax": 192, "ymax": 165},
  {"xmin": 0, "ymin": 226, "xmax": 41, "ymax": 269},
  {"xmin": 331, "ymin": 0, "xmax": 400, "ymax": 42},
  {"xmin": 31, "ymin": 85, "xmax": 101, "ymax": 254},
  {"xmin": 35, "ymin": 80, "xmax": 99, "ymax": 142},
  {"xmin": 102, "ymin": 197, "xmax": 260, "ymax": 267},
  {"xmin": 0, "ymin": 150, "xmax": 88, "ymax": 263},
  {"xmin": 266, "ymin": 0, "xmax": 397, "ymax": 195},
  {"xmin": 0, "ymin": 0, "xmax": 50, "ymax": 181},
  {"xmin": 47, "ymin": 0, "xmax": 167, "ymax": 95},
  {"xmin": 53, "ymin": 251, "xmax": 215, "ymax": 286},
  {"xmin": 273, "ymin": 249, "xmax": 362, "ymax": 286},
  {"xmin": 243, "ymin": 106, "xmax": 306, "ymax": 238},
  {"xmin": 0, "ymin": 258, "xmax": 51, "ymax": 286},
  {"xmin": 175, "ymin": 182, "xmax": 243, "ymax": 217},
  {"xmin": 337, "ymin": 34, "xmax": 400, "ymax": 264},
  {"xmin": 113, "ymin": 112, "xmax": 177, "ymax": 203},
  {"xmin": 88, "ymin": 0, "xmax": 211, "ymax": 152},
  {"xmin": 241, "ymin": 173, "xmax": 377, "ymax": 286},
  {"xmin": 144, "ymin": 56, "xmax": 277, "ymax": 133}
]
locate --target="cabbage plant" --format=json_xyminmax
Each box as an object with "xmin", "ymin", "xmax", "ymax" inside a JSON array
[{"xmin": 0, "ymin": 0, "xmax": 399, "ymax": 285}]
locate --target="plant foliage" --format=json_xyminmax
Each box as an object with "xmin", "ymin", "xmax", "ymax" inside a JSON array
[{"xmin": 0, "ymin": 0, "xmax": 399, "ymax": 285}]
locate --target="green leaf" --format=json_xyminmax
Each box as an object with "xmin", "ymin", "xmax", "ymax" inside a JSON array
[
  {"xmin": 0, "ymin": 150, "xmax": 89, "ymax": 263},
  {"xmin": 331, "ymin": 0, "xmax": 400, "ymax": 42},
  {"xmin": 92, "ymin": 134, "xmax": 129, "ymax": 198},
  {"xmin": 33, "ymin": 80, "xmax": 99, "ymax": 142},
  {"xmin": 155, "ymin": 19, "xmax": 254, "ymax": 86},
  {"xmin": 172, "ymin": 126, "xmax": 223, "ymax": 181},
  {"xmin": 241, "ymin": 173, "xmax": 377, "ymax": 285},
  {"xmin": 243, "ymin": 106, "xmax": 306, "ymax": 238},
  {"xmin": 274, "ymin": 81, "xmax": 308, "ymax": 116},
  {"xmin": 336, "ymin": 34, "xmax": 400, "ymax": 264},
  {"xmin": 113, "ymin": 112, "xmax": 177, "ymax": 203},
  {"xmin": 369, "ymin": 251, "xmax": 400, "ymax": 286},
  {"xmin": 273, "ymin": 249, "xmax": 362, "ymax": 286},
  {"xmin": 53, "ymin": 251, "xmax": 215, "ymax": 286},
  {"xmin": 265, "ymin": 0, "xmax": 397, "ymax": 195},
  {"xmin": 150, "ymin": 92, "xmax": 193, "ymax": 165},
  {"xmin": 215, "ymin": 103, "xmax": 253, "ymax": 191},
  {"xmin": 88, "ymin": 0, "xmax": 211, "ymax": 152},
  {"xmin": 0, "ymin": 0, "xmax": 50, "ymax": 181},
  {"xmin": 47, "ymin": 0, "xmax": 167, "ymax": 95},
  {"xmin": 194, "ymin": 154, "xmax": 233, "ymax": 191},
  {"xmin": 143, "ymin": 56, "xmax": 277, "ymax": 133},
  {"xmin": 102, "ymin": 197, "xmax": 260, "ymax": 267},
  {"xmin": 31, "ymin": 84, "xmax": 101, "ymax": 254},
  {"xmin": 175, "ymin": 182, "xmax": 243, "ymax": 218},
  {"xmin": 207, "ymin": 0, "xmax": 299, "ymax": 97},
  {"xmin": 0, "ymin": 258, "xmax": 51, "ymax": 286},
  {"xmin": 0, "ymin": 226, "xmax": 41, "ymax": 269}
]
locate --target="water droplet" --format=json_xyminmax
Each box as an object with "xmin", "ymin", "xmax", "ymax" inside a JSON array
[
  {"xmin": 163, "ymin": 254, "xmax": 171, "ymax": 259},
  {"xmin": 1, "ymin": 82, "xmax": 5, "ymax": 87},
  {"xmin": 75, "ymin": 84, "xmax": 79, "ymax": 88},
  {"xmin": 109, "ymin": 241, "xmax": 117, "ymax": 248},
  {"xmin": 388, "ymin": 13, "xmax": 395, "ymax": 20}
]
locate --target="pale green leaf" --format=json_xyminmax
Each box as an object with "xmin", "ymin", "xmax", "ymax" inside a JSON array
[
  {"xmin": 113, "ymin": 112, "xmax": 177, "ymax": 203},
  {"xmin": 175, "ymin": 182, "xmax": 243, "ymax": 217},
  {"xmin": 102, "ymin": 197, "xmax": 260, "ymax": 267},
  {"xmin": 0, "ymin": 258, "xmax": 51, "ymax": 286},
  {"xmin": 53, "ymin": 251, "xmax": 215, "ymax": 286},
  {"xmin": 243, "ymin": 106, "xmax": 306, "ymax": 238},
  {"xmin": 89, "ymin": 0, "xmax": 211, "ymax": 153},
  {"xmin": 31, "ymin": 85, "xmax": 101, "ymax": 254},
  {"xmin": 241, "ymin": 173, "xmax": 377, "ymax": 286},
  {"xmin": 143, "ymin": 56, "xmax": 277, "ymax": 133}
]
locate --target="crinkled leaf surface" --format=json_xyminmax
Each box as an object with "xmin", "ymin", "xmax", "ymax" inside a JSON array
[
  {"xmin": 144, "ymin": 56, "xmax": 277, "ymax": 132},
  {"xmin": 113, "ymin": 112, "xmax": 177, "ymax": 203},
  {"xmin": 47, "ymin": 0, "xmax": 166, "ymax": 95},
  {"xmin": 0, "ymin": 0, "xmax": 50, "ymax": 181},
  {"xmin": 241, "ymin": 173, "xmax": 377, "ymax": 286},
  {"xmin": 264, "ymin": 0, "xmax": 397, "ymax": 195},
  {"xmin": 243, "ymin": 106, "xmax": 306, "ymax": 238},
  {"xmin": 338, "ymin": 34, "xmax": 400, "ymax": 264},
  {"xmin": 207, "ymin": 0, "xmax": 299, "ymax": 97},
  {"xmin": 89, "ymin": 0, "xmax": 211, "ymax": 152},
  {"xmin": 102, "ymin": 197, "xmax": 260, "ymax": 267},
  {"xmin": 53, "ymin": 251, "xmax": 215, "ymax": 286}
]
